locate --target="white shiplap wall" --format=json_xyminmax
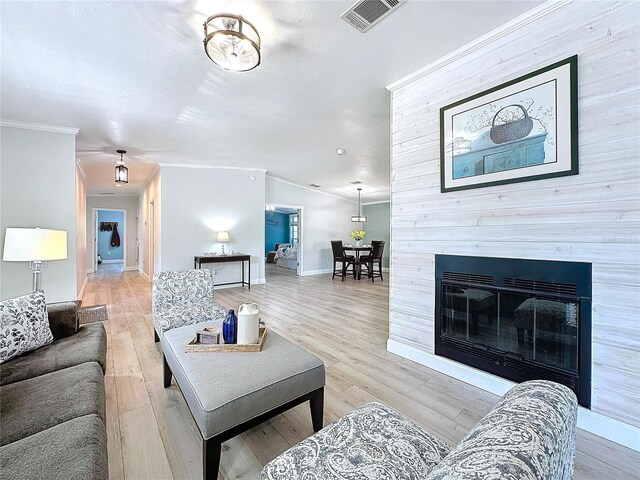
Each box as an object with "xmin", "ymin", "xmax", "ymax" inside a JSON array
[{"xmin": 389, "ymin": 0, "xmax": 640, "ymax": 430}]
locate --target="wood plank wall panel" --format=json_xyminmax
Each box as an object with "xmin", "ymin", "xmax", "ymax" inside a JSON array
[{"xmin": 389, "ymin": 1, "xmax": 640, "ymax": 428}]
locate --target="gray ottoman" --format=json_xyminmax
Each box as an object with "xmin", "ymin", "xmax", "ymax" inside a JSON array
[{"xmin": 161, "ymin": 321, "xmax": 325, "ymax": 479}]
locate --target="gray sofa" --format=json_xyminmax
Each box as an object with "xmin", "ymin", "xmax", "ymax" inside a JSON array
[
  {"xmin": 0, "ymin": 301, "xmax": 108, "ymax": 480},
  {"xmin": 262, "ymin": 380, "xmax": 578, "ymax": 480}
]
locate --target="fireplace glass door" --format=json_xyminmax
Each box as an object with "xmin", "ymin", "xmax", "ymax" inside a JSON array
[{"xmin": 441, "ymin": 284, "xmax": 579, "ymax": 372}]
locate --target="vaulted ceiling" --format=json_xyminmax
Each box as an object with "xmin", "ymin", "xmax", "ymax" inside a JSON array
[{"xmin": 1, "ymin": 0, "xmax": 540, "ymax": 201}]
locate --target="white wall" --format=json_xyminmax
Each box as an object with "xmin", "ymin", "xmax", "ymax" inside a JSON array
[
  {"xmin": 86, "ymin": 195, "xmax": 139, "ymax": 271},
  {"xmin": 266, "ymin": 176, "xmax": 357, "ymax": 275},
  {"xmin": 388, "ymin": 1, "xmax": 639, "ymax": 447},
  {"xmin": 160, "ymin": 167, "xmax": 265, "ymax": 285},
  {"xmin": 0, "ymin": 125, "xmax": 78, "ymax": 302},
  {"xmin": 139, "ymin": 170, "xmax": 161, "ymax": 280},
  {"xmin": 76, "ymin": 162, "xmax": 87, "ymax": 297}
]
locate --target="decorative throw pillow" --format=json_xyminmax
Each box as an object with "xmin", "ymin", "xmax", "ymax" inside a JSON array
[{"xmin": 0, "ymin": 291, "xmax": 54, "ymax": 364}]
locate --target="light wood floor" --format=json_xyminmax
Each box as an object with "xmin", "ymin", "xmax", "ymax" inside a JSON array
[{"xmin": 82, "ymin": 265, "xmax": 639, "ymax": 479}]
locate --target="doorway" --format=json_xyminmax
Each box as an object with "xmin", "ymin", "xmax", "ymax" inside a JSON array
[
  {"xmin": 93, "ymin": 208, "xmax": 126, "ymax": 273},
  {"xmin": 265, "ymin": 205, "xmax": 303, "ymax": 278}
]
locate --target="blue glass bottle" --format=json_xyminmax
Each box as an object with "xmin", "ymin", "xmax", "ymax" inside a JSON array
[{"xmin": 223, "ymin": 309, "xmax": 237, "ymax": 344}]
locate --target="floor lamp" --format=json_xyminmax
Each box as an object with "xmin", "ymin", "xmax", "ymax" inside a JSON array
[{"xmin": 3, "ymin": 227, "xmax": 68, "ymax": 292}]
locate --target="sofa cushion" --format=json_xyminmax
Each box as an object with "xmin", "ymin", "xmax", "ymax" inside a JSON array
[
  {"xmin": 0, "ymin": 291, "xmax": 53, "ymax": 364},
  {"xmin": 46, "ymin": 300, "xmax": 80, "ymax": 340},
  {"xmin": 0, "ymin": 414, "xmax": 108, "ymax": 480},
  {"xmin": 0, "ymin": 362, "xmax": 105, "ymax": 446},
  {"xmin": 154, "ymin": 303, "xmax": 226, "ymax": 334},
  {"xmin": 0, "ymin": 322, "xmax": 106, "ymax": 386},
  {"xmin": 261, "ymin": 402, "xmax": 451, "ymax": 480}
]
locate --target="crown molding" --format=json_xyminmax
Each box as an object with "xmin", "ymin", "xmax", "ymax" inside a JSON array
[
  {"xmin": 158, "ymin": 163, "xmax": 267, "ymax": 173},
  {"xmin": 266, "ymin": 174, "xmax": 357, "ymax": 204},
  {"xmin": 386, "ymin": 0, "xmax": 572, "ymax": 92},
  {"xmin": 363, "ymin": 200, "xmax": 390, "ymax": 206},
  {"xmin": 0, "ymin": 119, "xmax": 80, "ymax": 136},
  {"xmin": 138, "ymin": 164, "xmax": 161, "ymax": 193}
]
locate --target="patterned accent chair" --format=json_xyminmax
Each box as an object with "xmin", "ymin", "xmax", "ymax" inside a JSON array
[
  {"xmin": 261, "ymin": 380, "xmax": 578, "ymax": 480},
  {"xmin": 152, "ymin": 270, "xmax": 227, "ymax": 341}
]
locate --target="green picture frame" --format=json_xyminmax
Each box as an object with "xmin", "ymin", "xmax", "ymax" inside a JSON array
[{"xmin": 439, "ymin": 55, "xmax": 578, "ymax": 193}]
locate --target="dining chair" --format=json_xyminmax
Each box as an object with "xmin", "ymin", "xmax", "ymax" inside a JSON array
[
  {"xmin": 360, "ymin": 240, "xmax": 385, "ymax": 282},
  {"xmin": 330, "ymin": 240, "xmax": 355, "ymax": 281}
]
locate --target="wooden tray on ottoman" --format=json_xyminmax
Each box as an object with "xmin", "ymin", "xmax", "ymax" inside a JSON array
[{"xmin": 186, "ymin": 327, "xmax": 268, "ymax": 353}]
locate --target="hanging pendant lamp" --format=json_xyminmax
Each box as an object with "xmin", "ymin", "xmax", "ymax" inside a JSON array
[
  {"xmin": 203, "ymin": 14, "xmax": 261, "ymax": 72},
  {"xmin": 351, "ymin": 188, "xmax": 367, "ymax": 223},
  {"xmin": 114, "ymin": 149, "xmax": 128, "ymax": 185}
]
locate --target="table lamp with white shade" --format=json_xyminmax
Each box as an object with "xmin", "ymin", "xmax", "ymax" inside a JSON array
[
  {"xmin": 3, "ymin": 227, "xmax": 68, "ymax": 292},
  {"xmin": 217, "ymin": 231, "xmax": 230, "ymax": 256}
]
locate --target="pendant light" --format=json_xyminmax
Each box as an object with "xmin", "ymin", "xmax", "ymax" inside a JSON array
[
  {"xmin": 351, "ymin": 188, "xmax": 367, "ymax": 223},
  {"xmin": 114, "ymin": 149, "xmax": 129, "ymax": 185},
  {"xmin": 203, "ymin": 14, "xmax": 261, "ymax": 72}
]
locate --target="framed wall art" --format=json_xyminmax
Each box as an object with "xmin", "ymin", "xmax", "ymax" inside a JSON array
[{"xmin": 440, "ymin": 55, "xmax": 578, "ymax": 193}]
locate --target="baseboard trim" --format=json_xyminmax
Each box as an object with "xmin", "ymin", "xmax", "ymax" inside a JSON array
[
  {"xmin": 101, "ymin": 259, "xmax": 124, "ymax": 264},
  {"xmin": 301, "ymin": 268, "xmax": 333, "ymax": 276},
  {"xmin": 86, "ymin": 268, "xmax": 94, "ymax": 274},
  {"xmin": 387, "ymin": 338, "xmax": 640, "ymax": 452},
  {"xmin": 125, "ymin": 266, "xmax": 137, "ymax": 271},
  {"xmin": 138, "ymin": 269, "xmax": 150, "ymax": 281},
  {"xmin": 78, "ymin": 276, "xmax": 88, "ymax": 301}
]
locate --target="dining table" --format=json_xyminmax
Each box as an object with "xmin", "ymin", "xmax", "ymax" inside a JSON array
[{"xmin": 343, "ymin": 245, "xmax": 373, "ymax": 280}]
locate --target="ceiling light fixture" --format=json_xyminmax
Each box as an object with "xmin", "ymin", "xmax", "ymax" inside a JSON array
[
  {"xmin": 336, "ymin": 148, "xmax": 346, "ymax": 156},
  {"xmin": 203, "ymin": 14, "xmax": 261, "ymax": 72},
  {"xmin": 351, "ymin": 187, "xmax": 367, "ymax": 223},
  {"xmin": 115, "ymin": 149, "xmax": 128, "ymax": 186}
]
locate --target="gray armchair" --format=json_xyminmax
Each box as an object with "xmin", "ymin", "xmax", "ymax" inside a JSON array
[{"xmin": 152, "ymin": 269, "xmax": 227, "ymax": 341}]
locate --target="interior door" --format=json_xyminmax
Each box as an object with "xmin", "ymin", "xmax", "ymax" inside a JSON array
[{"xmin": 94, "ymin": 209, "xmax": 99, "ymax": 273}]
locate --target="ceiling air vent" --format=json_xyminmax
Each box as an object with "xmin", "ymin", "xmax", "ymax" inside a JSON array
[
  {"xmin": 340, "ymin": 0, "xmax": 405, "ymax": 33},
  {"xmin": 350, "ymin": 180, "xmax": 363, "ymax": 185},
  {"xmin": 309, "ymin": 183, "xmax": 321, "ymax": 188}
]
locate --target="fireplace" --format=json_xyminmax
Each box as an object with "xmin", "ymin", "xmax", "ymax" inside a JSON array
[{"xmin": 435, "ymin": 255, "xmax": 592, "ymax": 407}]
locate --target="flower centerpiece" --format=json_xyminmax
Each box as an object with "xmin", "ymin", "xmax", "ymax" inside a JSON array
[{"xmin": 350, "ymin": 230, "xmax": 366, "ymax": 247}]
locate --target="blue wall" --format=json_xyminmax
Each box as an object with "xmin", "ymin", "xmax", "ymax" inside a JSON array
[
  {"xmin": 98, "ymin": 210, "xmax": 124, "ymax": 261},
  {"xmin": 265, "ymin": 212, "xmax": 290, "ymax": 255}
]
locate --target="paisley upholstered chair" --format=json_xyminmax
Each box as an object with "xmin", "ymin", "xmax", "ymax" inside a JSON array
[
  {"xmin": 261, "ymin": 380, "xmax": 578, "ymax": 480},
  {"xmin": 152, "ymin": 269, "xmax": 226, "ymax": 341}
]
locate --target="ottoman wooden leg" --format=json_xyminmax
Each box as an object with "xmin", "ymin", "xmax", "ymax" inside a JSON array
[
  {"xmin": 163, "ymin": 355, "xmax": 172, "ymax": 388},
  {"xmin": 310, "ymin": 387, "xmax": 324, "ymax": 432},
  {"xmin": 203, "ymin": 437, "xmax": 222, "ymax": 480}
]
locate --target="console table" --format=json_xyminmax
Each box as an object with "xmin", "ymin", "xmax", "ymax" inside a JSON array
[{"xmin": 194, "ymin": 254, "xmax": 251, "ymax": 289}]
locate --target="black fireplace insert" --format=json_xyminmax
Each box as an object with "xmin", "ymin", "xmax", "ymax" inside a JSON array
[{"xmin": 435, "ymin": 255, "xmax": 591, "ymax": 407}]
